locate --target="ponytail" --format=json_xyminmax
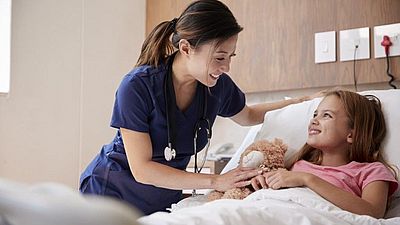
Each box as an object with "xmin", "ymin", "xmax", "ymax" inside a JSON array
[
  {"xmin": 135, "ymin": 20, "xmax": 176, "ymax": 67},
  {"xmin": 135, "ymin": 0, "xmax": 243, "ymax": 68}
]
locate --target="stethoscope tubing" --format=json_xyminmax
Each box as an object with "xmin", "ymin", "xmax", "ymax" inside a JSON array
[{"xmin": 163, "ymin": 53, "xmax": 212, "ymax": 195}]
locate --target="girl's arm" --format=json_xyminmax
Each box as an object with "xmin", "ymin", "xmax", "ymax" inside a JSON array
[
  {"xmin": 263, "ymin": 170, "xmax": 389, "ymax": 218},
  {"xmin": 305, "ymin": 175, "xmax": 389, "ymax": 218},
  {"xmin": 121, "ymin": 128, "xmax": 260, "ymax": 191}
]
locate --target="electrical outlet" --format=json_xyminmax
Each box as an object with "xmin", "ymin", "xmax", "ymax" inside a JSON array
[
  {"xmin": 340, "ymin": 27, "xmax": 370, "ymax": 62},
  {"xmin": 374, "ymin": 23, "xmax": 400, "ymax": 58},
  {"xmin": 315, "ymin": 31, "xmax": 336, "ymax": 63}
]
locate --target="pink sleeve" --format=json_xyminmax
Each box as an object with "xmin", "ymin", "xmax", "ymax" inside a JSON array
[{"xmin": 360, "ymin": 162, "xmax": 398, "ymax": 197}]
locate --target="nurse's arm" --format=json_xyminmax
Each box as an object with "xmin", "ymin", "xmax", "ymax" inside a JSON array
[
  {"xmin": 230, "ymin": 90, "xmax": 326, "ymax": 126},
  {"xmin": 120, "ymin": 128, "xmax": 260, "ymax": 190},
  {"xmin": 230, "ymin": 98, "xmax": 302, "ymax": 126}
]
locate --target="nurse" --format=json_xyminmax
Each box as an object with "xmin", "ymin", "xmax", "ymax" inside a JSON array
[{"xmin": 80, "ymin": 0, "xmax": 318, "ymax": 215}]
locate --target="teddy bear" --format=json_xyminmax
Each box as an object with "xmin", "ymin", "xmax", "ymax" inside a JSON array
[{"xmin": 207, "ymin": 138, "xmax": 287, "ymax": 201}]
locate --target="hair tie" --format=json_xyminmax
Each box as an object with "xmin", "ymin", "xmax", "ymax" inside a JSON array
[{"xmin": 170, "ymin": 18, "xmax": 178, "ymax": 30}]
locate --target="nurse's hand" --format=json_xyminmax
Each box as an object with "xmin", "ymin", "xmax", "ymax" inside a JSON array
[
  {"xmin": 212, "ymin": 167, "xmax": 262, "ymax": 192},
  {"xmin": 295, "ymin": 89, "xmax": 328, "ymax": 103}
]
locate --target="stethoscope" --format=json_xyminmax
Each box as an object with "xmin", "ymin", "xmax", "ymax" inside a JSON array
[{"xmin": 163, "ymin": 53, "xmax": 212, "ymax": 196}]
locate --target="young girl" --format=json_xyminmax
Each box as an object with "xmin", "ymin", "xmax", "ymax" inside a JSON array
[{"xmin": 251, "ymin": 90, "xmax": 398, "ymax": 218}]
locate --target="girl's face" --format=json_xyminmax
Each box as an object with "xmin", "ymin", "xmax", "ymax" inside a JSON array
[
  {"xmin": 187, "ymin": 35, "xmax": 238, "ymax": 87},
  {"xmin": 307, "ymin": 95, "xmax": 353, "ymax": 153}
]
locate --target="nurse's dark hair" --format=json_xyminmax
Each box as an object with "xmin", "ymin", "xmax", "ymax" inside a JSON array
[
  {"xmin": 135, "ymin": 0, "xmax": 243, "ymax": 67},
  {"xmin": 285, "ymin": 90, "xmax": 398, "ymax": 178}
]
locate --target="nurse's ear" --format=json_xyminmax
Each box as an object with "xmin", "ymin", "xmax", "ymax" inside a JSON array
[{"xmin": 178, "ymin": 39, "xmax": 193, "ymax": 57}]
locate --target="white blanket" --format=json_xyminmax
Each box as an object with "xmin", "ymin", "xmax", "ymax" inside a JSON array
[
  {"xmin": 0, "ymin": 179, "xmax": 141, "ymax": 225},
  {"xmin": 138, "ymin": 188, "xmax": 400, "ymax": 225}
]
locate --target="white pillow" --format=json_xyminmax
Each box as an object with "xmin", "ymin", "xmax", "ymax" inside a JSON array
[
  {"xmin": 221, "ymin": 98, "xmax": 321, "ymax": 174},
  {"xmin": 254, "ymin": 97, "xmax": 322, "ymax": 162}
]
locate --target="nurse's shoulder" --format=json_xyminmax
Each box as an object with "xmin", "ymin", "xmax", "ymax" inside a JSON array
[
  {"xmin": 117, "ymin": 63, "xmax": 167, "ymax": 92},
  {"xmin": 126, "ymin": 63, "xmax": 167, "ymax": 81}
]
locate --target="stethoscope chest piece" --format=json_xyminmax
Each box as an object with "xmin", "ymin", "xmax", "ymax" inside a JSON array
[{"xmin": 164, "ymin": 145, "xmax": 176, "ymax": 161}]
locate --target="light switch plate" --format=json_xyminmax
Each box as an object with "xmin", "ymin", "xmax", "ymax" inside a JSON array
[
  {"xmin": 374, "ymin": 23, "xmax": 400, "ymax": 58},
  {"xmin": 315, "ymin": 31, "xmax": 336, "ymax": 63},
  {"xmin": 340, "ymin": 27, "xmax": 370, "ymax": 62}
]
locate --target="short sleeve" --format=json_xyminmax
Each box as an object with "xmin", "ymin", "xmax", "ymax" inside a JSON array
[
  {"xmin": 360, "ymin": 162, "xmax": 399, "ymax": 197},
  {"xmin": 110, "ymin": 75, "xmax": 152, "ymax": 132},
  {"xmin": 217, "ymin": 75, "xmax": 246, "ymax": 117}
]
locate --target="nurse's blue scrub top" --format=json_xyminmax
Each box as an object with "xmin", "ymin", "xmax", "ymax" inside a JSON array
[{"xmin": 79, "ymin": 58, "xmax": 245, "ymax": 215}]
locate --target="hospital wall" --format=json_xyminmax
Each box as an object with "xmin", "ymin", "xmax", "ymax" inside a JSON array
[
  {"xmin": 147, "ymin": 0, "xmax": 400, "ymax": 93},
  {"xmin": 0, "ymin": 0, "xmax": 399, "ymax": 189},
  {"xmin": 147, "ymin": 0, "xmax": 400, "ymax": 158},
  {"xmin": 0, "ymin": 0, "xmax": 145, "ymax": 188}
]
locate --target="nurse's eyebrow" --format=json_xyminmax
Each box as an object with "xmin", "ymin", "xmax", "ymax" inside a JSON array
[{"xmin": 215, "ymin": 50, "xmax": 236, "ymax": 56}]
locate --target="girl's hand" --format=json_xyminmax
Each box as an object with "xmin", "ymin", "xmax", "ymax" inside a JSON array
[
  {"xmin": 250, "ymin": 174, "xmax": 268, "ymax": 190},
  {"xmin": 263, "ymin": 169, "xmax": 312, "ymax": 189},
  {"xmin": 213, "ymin": 167, "xmax": 262, "ymax": 192}
]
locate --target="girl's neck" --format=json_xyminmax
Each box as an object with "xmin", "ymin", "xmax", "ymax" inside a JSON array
[{"xmin": 320, "ymin": 151, "xmax": 350, "ymax": 167}]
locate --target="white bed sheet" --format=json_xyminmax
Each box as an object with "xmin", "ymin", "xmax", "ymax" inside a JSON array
[{"xmin": 138, "ymin": 188, "xmax": 400, "ymax": 225}]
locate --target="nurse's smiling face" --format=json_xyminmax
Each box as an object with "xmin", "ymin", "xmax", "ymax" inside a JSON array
[{"xmin": 186, "ymin": 35, "xmax": 238, "ymax": 87}]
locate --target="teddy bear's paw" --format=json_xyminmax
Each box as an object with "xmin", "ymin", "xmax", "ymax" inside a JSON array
[
  {"xmin": 222, "ymin": 187, "xmax": 252, "ymax": 200},
  {"xmin": 206, "ymin": 190, "xmax": 224, "ymax": 202}
]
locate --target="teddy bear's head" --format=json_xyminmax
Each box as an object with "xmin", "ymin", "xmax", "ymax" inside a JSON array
[
  {"xmin": 207, "ymin": 138, "xmax": 288, "ymax": 201},
  {"xmin": 239, "ymin": 138, "xmax": 287, "ymax": 172}
]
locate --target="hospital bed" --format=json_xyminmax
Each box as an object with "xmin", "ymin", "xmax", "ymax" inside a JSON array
[
  {"xmin": 0, "ymin": 89, "xmax": 399, "ymax": 225},
  {"xmin": 138, "ymin": 89, "xmax": 400, "ymax": 225}
]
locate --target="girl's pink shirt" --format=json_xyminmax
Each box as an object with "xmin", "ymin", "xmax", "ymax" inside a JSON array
[{"xmin": 292, "ymin": 160, "xmax": 398, "ymax": 197}]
